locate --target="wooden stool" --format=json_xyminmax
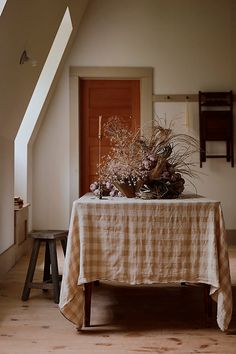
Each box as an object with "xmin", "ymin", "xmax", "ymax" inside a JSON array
[{"xmin": 21, "ymin": 230, "xmax": 68, "ymax": 304}]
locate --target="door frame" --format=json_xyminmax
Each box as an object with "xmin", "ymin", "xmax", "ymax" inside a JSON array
[{"xmin": 69, "ymin": 66, "xmax": 153, "ymax": 204}]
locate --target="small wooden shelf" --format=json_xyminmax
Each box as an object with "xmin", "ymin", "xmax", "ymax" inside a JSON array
[{"xmin": 14, "ymin": 204, "xmax": 30, "ymax": 245}]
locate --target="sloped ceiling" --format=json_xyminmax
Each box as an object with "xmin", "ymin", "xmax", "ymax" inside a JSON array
[{"xmin": 0, "ymin": 0, "xmax": 88, "ymax": 139}]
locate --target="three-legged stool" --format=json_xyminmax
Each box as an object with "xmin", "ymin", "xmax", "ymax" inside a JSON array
[{"xmin": 21, "ymin": 230, "xmax": 68, "ymax": 304}]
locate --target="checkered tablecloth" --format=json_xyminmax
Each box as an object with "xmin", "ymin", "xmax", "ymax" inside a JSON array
[{"xmin": 59, "ymin": 193, "xmax": 232, "ymax": 331}]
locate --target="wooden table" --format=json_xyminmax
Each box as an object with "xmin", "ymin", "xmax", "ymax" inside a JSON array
[{"xmin": 59, "ymin": 193, "xmax": 232, "ymax": 331}]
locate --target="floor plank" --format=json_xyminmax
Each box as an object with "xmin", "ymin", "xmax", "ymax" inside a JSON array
[{"xmin": 0, "ymin": 245, "xmax": 236, "ymax": 354}]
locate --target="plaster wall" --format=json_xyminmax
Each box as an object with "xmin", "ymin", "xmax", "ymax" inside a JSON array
[
  {"xmin": 0, "ymin": 0, "xmax": 88, "ymax": 255},
  {"xmin": 33, "ymin": 0, "xmax": 236, "ymax": 229}
]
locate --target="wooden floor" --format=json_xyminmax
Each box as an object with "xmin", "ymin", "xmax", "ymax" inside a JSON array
[{"xmin": 0, "ymin": 246, "xmax": 236, "ymax": 354}]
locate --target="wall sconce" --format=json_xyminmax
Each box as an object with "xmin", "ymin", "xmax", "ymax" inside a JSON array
[{"xmin": 19, "ymin": 50, "xmax": 37, "ymax": 67}]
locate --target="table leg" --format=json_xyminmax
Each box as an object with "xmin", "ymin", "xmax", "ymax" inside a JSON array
[
  {"xmin": 204, "ymin": 284, "xmax": 213, "ymax": 326},
  {"xmin": 84, "ymin": 282, "xmax": 93, "ymax": 327}
]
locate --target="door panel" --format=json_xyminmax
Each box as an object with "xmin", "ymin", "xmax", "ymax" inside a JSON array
[{"xmin": 79, "ymin": 79, "xmax": 140, "ymax": 196}]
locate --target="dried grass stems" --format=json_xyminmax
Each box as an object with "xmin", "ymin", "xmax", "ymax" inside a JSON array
[
  {"xmin": 101, "ymin": 117, "xmax": 144, "ymax": 187},
  {"xmin": 99, "ymin": 117, "xmax": 199, "ymax": 199}
]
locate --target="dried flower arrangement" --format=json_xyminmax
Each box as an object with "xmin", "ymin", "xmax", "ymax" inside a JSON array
[
  {"xmin": 90, "ymin": 180, "xmax": 122, "ymax": 197},
  {"xmin": 90, "ymin": 117, "xmax": 199, "ymax": 199}
]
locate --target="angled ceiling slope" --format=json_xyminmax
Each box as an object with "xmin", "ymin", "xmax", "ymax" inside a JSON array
[{"xmin": 0, "ymin": 0, "xmax": 89, "ymax": 140}]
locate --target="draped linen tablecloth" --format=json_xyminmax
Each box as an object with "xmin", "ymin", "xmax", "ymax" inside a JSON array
[{"xmin": 59, "ymin": 193, "xmax": 232, "ymax": 331}]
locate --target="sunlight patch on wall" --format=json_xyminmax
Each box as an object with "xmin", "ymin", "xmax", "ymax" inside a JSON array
[
  {"xmin": 14, "ymin": 7, "xmax": 73, "ymax": 200},
  {"xmin": 0, "ymin": 0, "xmax": 7, "ymax": 15}
]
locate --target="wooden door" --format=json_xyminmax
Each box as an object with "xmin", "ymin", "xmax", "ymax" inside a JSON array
[{"xmin": 79, "ymin": 79, "xmax": 140, "ymax": 196}]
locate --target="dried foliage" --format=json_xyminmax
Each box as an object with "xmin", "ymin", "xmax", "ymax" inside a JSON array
[{"xmin": 93, "ymin": 117, "xmax": 199, "ymax": 199}]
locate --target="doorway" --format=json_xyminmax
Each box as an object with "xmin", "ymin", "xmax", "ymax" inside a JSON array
[
  {"xmin": 79, "ymin": 79, "xmax": 140, "ymax": 195},
  {"xmin": 69, "ymin": 66, "xmax": 153, "ymax": 202}
]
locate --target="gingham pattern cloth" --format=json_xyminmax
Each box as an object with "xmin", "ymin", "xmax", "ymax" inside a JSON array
[{"xmin": 59, "ymin": 193, "xmax": 232, "ymax": 331}]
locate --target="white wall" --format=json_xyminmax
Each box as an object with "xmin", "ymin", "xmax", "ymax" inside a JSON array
[
  {"xmin": 32, "ymin": 67, "xmax": 70, "ymax": 229},
  {"xmin": 33, "ymin": 0, "xmax": 236, "ymax": 229},
  {"xmin": 70, "ymin": 0, "xmax": 233, "ymax": 92},
  {"xmin": 0, "ymin": 0, "xmax": 70, "ymax": 254},
  {"xmin": 0, "ymin": 138, "xmax": 14, "ymax": 252},
  {"xmin": 0, "ymin": 0, "xmax": 88, "ymax": 259}
]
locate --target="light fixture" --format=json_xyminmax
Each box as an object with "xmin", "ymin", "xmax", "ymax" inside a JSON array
[{"xmin": 19, "ymin": 50, "xmax": 37, "ymax": 67}]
